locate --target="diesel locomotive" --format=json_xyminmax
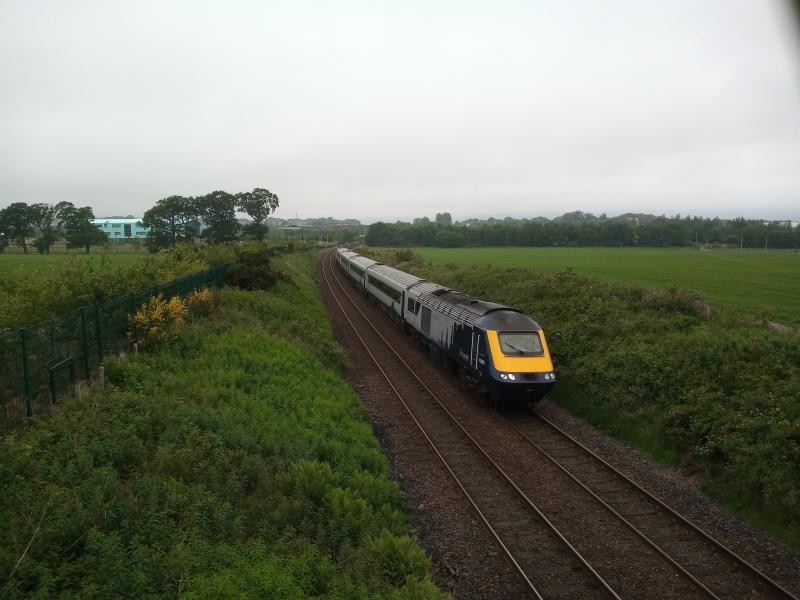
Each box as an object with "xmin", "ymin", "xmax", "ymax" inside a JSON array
[{"xmin": 335, "ymin": 247, "xmax": 556, "ymax": 404}]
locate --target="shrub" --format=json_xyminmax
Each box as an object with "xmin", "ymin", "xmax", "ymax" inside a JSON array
[
  {"xmin": 186, "ymin": 287, "xmax": 222, "ymax": 319},
  {"xmin": 128, "ymin": 294, "xmax": 187, "ymax": 349},
  {"xmin": 367, "ymin": 530, "xmax": 432, "ymax": 587},
  {"xmin": 225, "ymin": 246, "xmax": 277, "ymax": 291}
]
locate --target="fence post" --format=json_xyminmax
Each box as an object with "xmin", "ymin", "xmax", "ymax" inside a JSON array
[
  {"xmin": 20, "ymin": 329, "xmax": 32, "ymax": 417},
  {"xmin": 94, "ymin": 302, "xmax": 103, "ymax": 361},
  {"xmin": 80, "ymin": 307, "xmax": 91, "ymax": 377}
]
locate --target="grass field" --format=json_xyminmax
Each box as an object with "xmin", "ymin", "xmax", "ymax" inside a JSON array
[
  {"xmin": 411, "ymin": 247, "xmax": 800, "ymax": 327},
  {"xmin": 0, "ymin": 252, "xmax": 146, "ymax": 277}
]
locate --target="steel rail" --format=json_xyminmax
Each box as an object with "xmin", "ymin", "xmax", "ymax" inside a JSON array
[
  {"xmin": 520, "ymin": 411, "xmax": 800, "ymax": 600},
  {"xmin": 324, "ymin": 251, "xmax": 621, "ymax": 600},
  {"xmin": 500, "ymin": 414, "xmax": 720, "ymax": 598},
  {"xmin": 320, "ymin": 253, "xmax": 545, "ymax": 599}
]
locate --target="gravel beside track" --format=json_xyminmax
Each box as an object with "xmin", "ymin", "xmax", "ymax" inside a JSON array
[{"xmin": 317, "ymin": 251, "xmax": 800, "ymax": 599}]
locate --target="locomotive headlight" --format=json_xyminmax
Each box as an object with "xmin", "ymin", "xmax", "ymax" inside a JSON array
[
  {"xmin": 508, "ymin": 373, "xmax": 516, "ymax": 381},
  {"xmin": 499, "ymin": 373, "xmax": 508, "ymax": 379}
]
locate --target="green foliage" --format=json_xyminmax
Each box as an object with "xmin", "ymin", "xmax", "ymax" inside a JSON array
[
  {"xmin": 0, "ymin": 244, "xmax": 214, "ymax": 330},
  {"xmin": 366, "ymin": 214, "xmax": 800, "ymax": 249},
  {"xmin": 0, "ymin": 202, "xmax": 34, "ymax": 253},
  {"xmin": 141, "ymin": 195, "xmax": 200, "ymax": 251},
  {"xmin": 237, "ymin": 188, "xmax": 280, "ymax": 242},
  {"xmin": 58, "ymin": 203, "xmax": 109, "ymax": 253},
  {"xmin": 197, "ymin": 191, "xmax": 240, "ymax": 244},
  {"xmin": 221, "ymin": 251, "xmax": 345, "ymax": 371},
  {"xmin": 396, "ymin": 246, "xmax": 800, "ymax": 328},
  {"xmin": 225, "ymin": 245, "xmax": 277, "ymax": 291},
  {"xmin": 0, "ymin": 251, "xmax": 445, "ymax": 598},
  {"xmin": 367, "ymin": 530, "xmax": 432, "ymax": 587},
  {"xmin": 370, "ymin": 249, "xmax": 800, "ymax": 550}
]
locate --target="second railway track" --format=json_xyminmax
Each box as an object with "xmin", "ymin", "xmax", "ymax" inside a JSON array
[{"xmin": 321, "ymin": 250, "xmax": 798, "ymax": 600}]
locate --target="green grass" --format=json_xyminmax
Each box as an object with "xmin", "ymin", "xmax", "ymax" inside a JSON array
[
  {"xmin": 0, "ymin": 250, "xmax": 447, "ymax": 598},
  {"xmin": 0, "ymin": 252, "xmax": 146, "ymax": 278},
  {"xmin": 410, "ymin": 247, "xmax": 800, "ymax": 327}
]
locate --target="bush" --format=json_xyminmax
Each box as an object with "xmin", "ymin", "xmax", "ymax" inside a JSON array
[
  {"xmin": 367, "ymin": 530, "xmax": 432, "ymax": 587},
  {"xmin": 186, "ymin": 287, "xmax": 222, "ymax": 319},
  {"xmin": 128, "ymin": 294, "xmax": 187, "ymax": 349},
  {"xmin": 225, "ymin": 246, "xmax": 277, "ymax": 291}
]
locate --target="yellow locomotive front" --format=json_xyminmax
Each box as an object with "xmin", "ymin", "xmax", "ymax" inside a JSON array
[{"xmin": 477, "ymin": 310, "xmax": 556, "ymax": 403}]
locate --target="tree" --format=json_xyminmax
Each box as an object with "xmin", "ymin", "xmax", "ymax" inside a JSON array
[
  {"xmin": 57, "ymin": 204, "xmax": 108, "ymax": 253},
  {"xmin": 141, "ymin": 195, "xmax": 199, "ymax": 251},
  {"xmin": 237, "ymin": 188, "xmax": 279, "ymax": 241},
  {"xmin": 28, "ymin": 203, "xmax": 61, "ymax": 254},
  {"xmin": 196, "ymin": 191, "xmax": 239, "ymax": 244},
  {"xmin": 0, "ymin": 210, "xmax": 10, "ymax": 253},
  {"xmin": 0, "ymin": 203, "xmax": 33, "ymax": 253},
  {"xmin": 435, "ymin": 212, "xmax": 452, "ymax": 226}
]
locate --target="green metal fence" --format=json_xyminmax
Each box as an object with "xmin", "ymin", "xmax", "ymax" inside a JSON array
[{"xmin": 0, "ymin": 263, "xmax": 228, "ymax": 430}]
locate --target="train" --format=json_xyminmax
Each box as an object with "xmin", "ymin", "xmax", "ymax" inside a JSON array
[{"xmin": 335, "ymin": 247, "xmax": 556, "ymax": 404}]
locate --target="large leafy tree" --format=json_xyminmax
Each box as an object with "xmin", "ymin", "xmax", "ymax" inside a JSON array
[
  {"xmin": 141, "ymin": 195, "xmax": 199, "ymax": 251},
  {"xmin": 28, "ymin": 203, "xmax": 61, "ymax": 254},
  {"xmin": 237, "ymin": 188, "xmax": 280, "ymax": 241},
  {"xmin": 196, "ymin": 191, "xmax": 239, "ymax": 244},
  {"xmin": 0, "ymin": 202, "xmax": 34, "ymax": 253},
  {"xmin": 57, "ymin": 203, "xmax": 108, "ymax": 254}
]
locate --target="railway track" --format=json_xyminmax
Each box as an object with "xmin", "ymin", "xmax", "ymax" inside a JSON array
[
  {"xmin": 501, "ymin": 409, "xmax": 799, "ymax": 600},
  {"xmin": 322, "ymin": 250, "xmax": 799, "ymax": 599},
  {"xmin": 323, "ymin": 252, "xmax": 618, "ymax": 599}
]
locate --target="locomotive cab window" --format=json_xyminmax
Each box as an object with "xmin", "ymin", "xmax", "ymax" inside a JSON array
[
  {"xmin": 407, "ymin": 298, "xmax": 421, "ymax": 314},
  {"xmin": 498, "ymin": 332, "xmax": 543, "ymax": 356}
]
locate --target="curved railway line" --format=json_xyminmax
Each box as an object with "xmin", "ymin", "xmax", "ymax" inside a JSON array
[{"xmin": 321, "ymin": 250, "xmax": 799, "ymax": 600}]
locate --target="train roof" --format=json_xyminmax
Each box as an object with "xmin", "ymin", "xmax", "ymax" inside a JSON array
[
  {"xmin": 418, "ymin": 287, "xmax": 541, "ymax": 331},
  {"xmin": 368, "ymin": 264, "xmax": 425, "ymax": 289},
  {"xmin": 341, "ymin": 250, "xmax": 541, "ymax": 331},
  {"xmin": 350, "ymin": 255, "xmax": 378, "ymax": 269}
]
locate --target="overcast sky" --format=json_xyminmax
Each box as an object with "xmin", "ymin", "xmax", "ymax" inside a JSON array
[{"xmin": 1, "ymin": 1, "xmax": 799, "ymax": 223}]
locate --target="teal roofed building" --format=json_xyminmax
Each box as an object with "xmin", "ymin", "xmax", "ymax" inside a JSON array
[{"xmin": 92, "ymin": 218, "xmax": 149, "ymax": 242}]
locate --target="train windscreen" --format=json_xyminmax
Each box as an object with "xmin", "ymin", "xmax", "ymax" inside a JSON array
[{"xmin": 498, "ymin": 332, "xmax": 543, "ymax": 356}]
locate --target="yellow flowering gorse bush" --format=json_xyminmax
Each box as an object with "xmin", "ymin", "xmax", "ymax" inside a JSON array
[
  {"xmin": 186, "ymin": 287, "xmax": 222, "ymax": 319},
  {"xmin": 128, "ymin": 294, "xmax": 187, "ymax": 349}
]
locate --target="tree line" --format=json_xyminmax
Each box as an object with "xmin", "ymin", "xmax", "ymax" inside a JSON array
[
  {"xmin": 0, "ymin": 202, "xmax": 106, "ymax": 254},
  {"xmin": 366, "ymin": 215, "xmax": 800, "ymax": 249},
  {"xmin": 0, "ymin": 188, "xmax": 280, "ymax": 254},
  {"xmin": 141, "ymin": 188, "xmax": 279, "ymax": 251}
]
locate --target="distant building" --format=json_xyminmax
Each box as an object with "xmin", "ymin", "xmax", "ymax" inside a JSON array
[{"xmin": 92, "ymin": 218, "xmax": 149, "ymax": 241}]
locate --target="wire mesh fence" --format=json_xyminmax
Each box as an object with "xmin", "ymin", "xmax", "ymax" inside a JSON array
[{"xmin": 0, "ymin": 263, "xmax": 227, "ymax": 430}]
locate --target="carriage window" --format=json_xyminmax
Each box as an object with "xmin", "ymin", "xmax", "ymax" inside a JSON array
[{"xmin": 498, "ymin": 332, "xmax": 543, "ymax": 356}]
